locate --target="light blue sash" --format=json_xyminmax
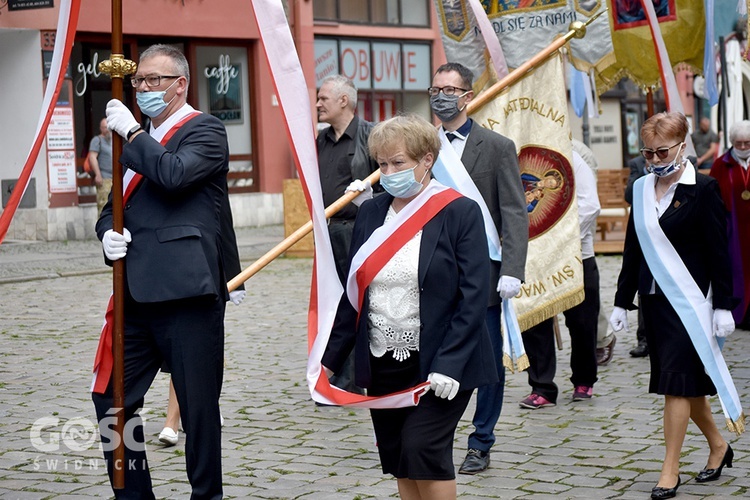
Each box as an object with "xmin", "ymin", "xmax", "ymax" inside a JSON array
[{"xmin": 633, "ymin": 174, "xmax": 744, "ymax": 433}]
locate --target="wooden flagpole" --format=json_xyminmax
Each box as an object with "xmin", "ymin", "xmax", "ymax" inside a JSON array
[
  {"xmin": 97, "ymin": 0, "xmax": 136, "ymax": 489},
  {"xmin": 227, "ymin": 16, "xmax": 601, "ymax": 291}
]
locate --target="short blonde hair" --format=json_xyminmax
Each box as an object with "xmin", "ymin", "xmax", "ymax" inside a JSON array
[
  {"xmin": 368, "ymin": 114, "xmax": 440, "ymax": 162},
  {"xmin": 640, "ymin": 112, "xmax": 689, "ymax": 144}
]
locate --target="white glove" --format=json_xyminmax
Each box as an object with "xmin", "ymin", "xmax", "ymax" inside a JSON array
[
  {"xmin": 713, "ymin": 309, "xmax": 735, "ymax": 338},
  {"xmin": 106, "ymin": 99, "xmax": 139, "ymax": 139},
  {"xmin": 229, "ymin": 290, "xmax": 246, "ymax": 306},
  {"xmin": 102, "ymin": 228, "xmax": 131, "ymax": 261},
  {"xmin": 496, "ymin": 275, "xmax": 521, "ymax": 299},
  {"xmin": 427, "ymin": 372, "xmax": 460, "ymax": 400},
  {"xmin": 609, "ymin": 306, "xmax": 629, "ymax": 332},
  {"xmin": 345, "ymin": 179, "xmax": 373, "ymax": 207}
]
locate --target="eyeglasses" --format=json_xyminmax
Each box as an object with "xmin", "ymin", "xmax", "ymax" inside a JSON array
[
  {"xmin": 733, "ymin": 140, "xmax": 750, "ymax": 148},
  {"xmin": 640, "ymin": 142, "xmax": 682, "ymax": 160},
  {"xmin": 130, "ymin": 75, "xmax": 181, "ymax": 88},
  {"xmin": 427, "ymin": 86, "xmax": 469, "ymax": 97}
]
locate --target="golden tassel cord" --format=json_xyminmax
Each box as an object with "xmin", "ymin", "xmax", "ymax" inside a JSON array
[{"xmin": 726, "ymin": 412, "xmax": 746, "ymax": 436}]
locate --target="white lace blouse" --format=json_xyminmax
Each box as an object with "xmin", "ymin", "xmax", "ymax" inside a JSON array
[{"xmin": 367, "ymin": 205, "xmax": 421, "ymax": 362}]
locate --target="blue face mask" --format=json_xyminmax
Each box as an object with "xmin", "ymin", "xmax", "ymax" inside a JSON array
[
  {"xmin": 136, "ymin": 79, "xmax": 179, "ymax": 118},
  {"xmin": 648, "ymin": 143, "xmax": 684, "ymax": 177},
  {"xmin": 380, "ymin": 160, "xmax": 429, "ymax": 198}
]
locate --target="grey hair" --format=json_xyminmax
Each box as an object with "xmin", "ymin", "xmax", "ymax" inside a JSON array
[
  {"xmin": 139, "ymin": 44, "xmax": 190, "ymax": 85},
  {"xmin": 320, "ymin": 75, "xmax": 357, "ymax": 109},
  {"xmin": 729, "ymin": 120, "xmax": 750, "ymax": 142}
]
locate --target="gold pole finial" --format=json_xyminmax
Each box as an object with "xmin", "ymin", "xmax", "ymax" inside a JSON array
[{"xmin": 98, "ymin": 54, "xmax": 137, "ymax": 79}]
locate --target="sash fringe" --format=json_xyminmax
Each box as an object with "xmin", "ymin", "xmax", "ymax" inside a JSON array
[
  {"xmin": 517, "ymin": 288, "xmax": 585, "ymax": 332},
  {"xmin": 726, "ymin": 412, "xmax": 746, "ymax": 436},
  {"xmin": 502, "ymin": 352, "xmax": 530, "ymax": 374}
]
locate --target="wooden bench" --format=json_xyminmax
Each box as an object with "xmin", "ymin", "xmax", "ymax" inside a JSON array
[{"xmin": 596, "ymin": 168, "xmax": 629, "ymax": 242}]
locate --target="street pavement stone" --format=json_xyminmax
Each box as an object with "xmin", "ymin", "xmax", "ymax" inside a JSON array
[{"xmin": 1, "ymin": 225, "xmax": 749, "ymax": 499}]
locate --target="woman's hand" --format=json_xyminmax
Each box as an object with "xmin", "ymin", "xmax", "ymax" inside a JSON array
[
  {"xmin": 713, "ymin": 309, "xmax": 735, "ymax": 338},
  {"xmin": 428, "ymin": 372, "xmax": 459, "ymax": 400}
]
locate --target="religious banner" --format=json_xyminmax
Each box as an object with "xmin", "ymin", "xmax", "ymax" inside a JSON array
[
  {"xmin": 470, "ymin": 53, "xmax": 584, "ymax": 330},
  {"xmin": 597, "ymin": 0, "xmax": 706, "ymax": 91},
  {"xmin": 433, "ymin": 0, "xmax": 614, "ymax": 92}
]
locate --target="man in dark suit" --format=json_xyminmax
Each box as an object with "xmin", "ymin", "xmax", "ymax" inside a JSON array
[
  {"xmin": 429, "ymin": 62, "xmax": 529, "ymax": 474},
  {"xmin": 94, "ymin": 44, "xmax": 239, "ymax": 499}
]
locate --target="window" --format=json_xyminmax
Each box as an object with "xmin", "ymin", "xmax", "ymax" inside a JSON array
[{"xmin": 313, "ymin": 0, "xmax": 429, "ymax": 26}]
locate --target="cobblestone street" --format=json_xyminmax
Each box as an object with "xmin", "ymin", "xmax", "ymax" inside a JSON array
[{"xmin": 0, "ymin": 226, "xmax": 748, "ymax": 499}]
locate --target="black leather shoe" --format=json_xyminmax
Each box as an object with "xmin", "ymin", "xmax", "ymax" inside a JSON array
[
  {"xmin": 651, "ymin": 475, "xmax": 680, "ymax": 499},
  {"xmin": 629, "ymin": 342, "xmax": 649, "ymax": 357},
  {"xmin": 696, "ymin": 444, "xmax": 733, "ymax": 482},
  {"xmin": 458, "ymin": 449, "xmax": 489, "ymax": 475}
]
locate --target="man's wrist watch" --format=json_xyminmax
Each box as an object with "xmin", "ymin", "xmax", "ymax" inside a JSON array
[{"xmin": 126, "ymin": 125, "xmax": 142, "ymax": 141}]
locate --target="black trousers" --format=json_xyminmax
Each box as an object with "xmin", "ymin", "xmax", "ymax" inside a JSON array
[
  {"xmin": 92, "ymin": 293, "xmax": 225, "ymax": 500},
  {"xmin": 524, "ymin": 257, "xmax": 600, "ymax": 403}
]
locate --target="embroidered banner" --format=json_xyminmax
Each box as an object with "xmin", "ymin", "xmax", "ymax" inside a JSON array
[
  {"xmin": 433, "ymin": 0, "xmax": 614, "ymax": 93},
  {"xmin": 469, "ymin": 53, "xmax": 584, "ymax": 331}
]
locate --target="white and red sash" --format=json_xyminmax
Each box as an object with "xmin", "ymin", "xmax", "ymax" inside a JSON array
[
  {"xmin": 313, "ymin": 182, "xmax": 461, "ymax": 408},
  {"xmin": 91, "ymin": 110, "xmax": 201, "ymax": 394}
]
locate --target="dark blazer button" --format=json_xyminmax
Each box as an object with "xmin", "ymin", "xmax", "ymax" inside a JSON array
[{"xmin": 125, "ymin": 204, "xmax": 131, "ymax": 210}]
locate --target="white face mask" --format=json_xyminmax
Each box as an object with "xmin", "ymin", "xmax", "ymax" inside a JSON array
[{"xmin": 734, "ymin": 147, "xmax": 750, "ymax": 160}]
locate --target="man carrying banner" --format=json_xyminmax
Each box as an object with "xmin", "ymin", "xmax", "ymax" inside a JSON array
[
  {"xmin": 316, "ymin": 74, "xmax": 379, "ymax": 395},
  {"xmin": 428, "ymin": 62, "xmax": 528, "ymax": 475},
  {"xmin": 92, "ymin": 44, "xmax": 238, "ymax": 499}
]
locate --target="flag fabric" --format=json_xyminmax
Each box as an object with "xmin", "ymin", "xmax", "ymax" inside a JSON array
[
  {"xmin": 0, "ymin": 0, "xmax": 81, "ymax": 245},
  {"xmin": 433, "ymin": 0, "xmax": 614, "ymax": 91},
  {"xmin": 702, "ymin": 0, "xmax": 718, "ymax": 105},
  {"xmin": 597, "ymin": 0, "xmax": 706, "ymax": 92},
  {"xmin": 251, "ymin": 0, "xmax": 430, "ymax": 408},
  {"xmin": 469, "ymin": 53, "xmax": 584, "ymax": 331}
]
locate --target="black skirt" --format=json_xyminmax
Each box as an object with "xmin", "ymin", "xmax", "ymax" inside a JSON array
[
  {"xmin": 641, "ymin": 294, "xmax": 717, "ymax": 397},
  {"xmin": 368, "ymin": 351, "xmax": 471, "ymax": 480}
]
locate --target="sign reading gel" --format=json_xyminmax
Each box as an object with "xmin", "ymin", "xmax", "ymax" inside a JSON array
[
  {"xmin": 314, "ymin": 39, "xmax": 430, "ymax": 91},
  {"xmin": 204, "ymin": 54, "xmax": 239, "ymax": 95}
]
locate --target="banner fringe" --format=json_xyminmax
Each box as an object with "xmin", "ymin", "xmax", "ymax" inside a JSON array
[{"xmin": 517, "ymin": 288, "xmax": 585, "ymax": 333}]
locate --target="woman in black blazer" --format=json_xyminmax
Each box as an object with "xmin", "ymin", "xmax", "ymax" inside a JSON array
[
  {"xmin": 322, "ymin": 114, "xmax": 497, "ymax": 500},
  {"xmin": 610, "ymin": 112, "xmax": 737, "ymax": 499}
]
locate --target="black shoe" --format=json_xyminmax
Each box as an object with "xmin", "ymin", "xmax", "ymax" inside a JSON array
[
  {"xmin": 696, "ymin": 444, "xmax": 733, "ymax": 482},
  {"xmin": 629, "ymin": 343, "xmax": 648, "ymax": 357},
  {"xmin": 651, "ymin": 475, "xmax": 680, "ymax": 499},
  {"xmin": 458, "ymin": 449, "xmax": 489, "ymax": 475}
]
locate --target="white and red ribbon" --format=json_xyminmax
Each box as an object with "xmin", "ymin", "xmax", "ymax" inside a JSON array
[{"xmin": 0, "ymin": 0, "xmax": 81, "ymax": 245}]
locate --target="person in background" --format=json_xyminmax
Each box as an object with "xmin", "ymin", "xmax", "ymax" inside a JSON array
[
  {"xmin": 88, "ymin": 117, "xmax": 113, "ymax": 216},
  {"xmin": 428, "ymin": 62, "xmax": 528, "ymax": 476},
  {"xmin": 691, "ymin": 117, "xmax": 719, "ymax": 170},
  {"xmin": 323, "ymin": 114, "xmax": 498, "ymax": 500},
  {"xmin": 519, "ymin": 147, "xmax": 601, "ymax": 409},
  {"xmin": 572, "ymin": 138, "xmax": 617, "ymax": 366},
  {"xmin": 315, "ymin": 74, "xmax": 380, "ymax": 396},
  {"xmin": 610, "ymin": 112, "xmax": 736, "ymax": 499},
  {"xmin": 709, "ymin": 120, "xmax": 750, "ymax": 330}
]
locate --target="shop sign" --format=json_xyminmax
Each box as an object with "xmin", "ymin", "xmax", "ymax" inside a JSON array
[
  {"xmin": 47, "ymin": 150, "xmax": 77, "ymax": 194},
  {"xmin": 205, "ymin": 55, "xmax": 242, "ymax": 123},
  {"xmin": 9, "ymin": 0, "xmax": 54, "ymax": 10},
  {"xmin": 46, "ymin": 108, "xmax": 75, "ymax": 151},
  {"xmin": 74, "ymin": 51, "xmax": 107, "ymax": 97},
  {"xmin": 315, "ymin": 39, "xmax": 431, "ymax": 91}
]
